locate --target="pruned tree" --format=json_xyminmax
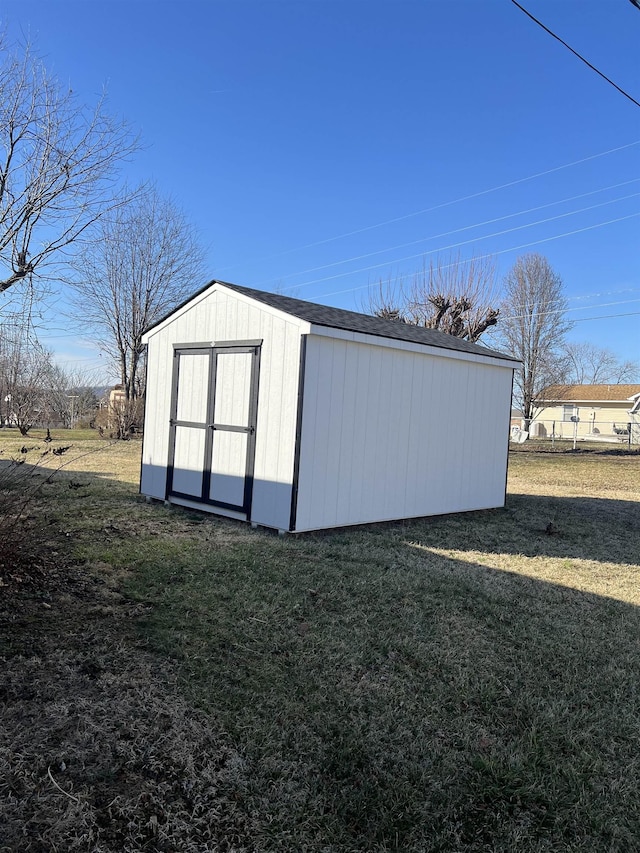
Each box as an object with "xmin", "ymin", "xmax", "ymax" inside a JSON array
[
  {"xmin": 0, "ymin": 35, "xmax": 138, "ymax": 296},
  {"xmin": 561, "ymin": 341, "xmax": 639, "ymax": 385},
  {"xmin": 366, "ymin": 253, "xmax": 500, "ymax": 342},
  {"xmin": 67, "ymin": 186, "xmax": 205, "ymax": 437},
  {"xmin": 498, "ymin": 254, "xmax": 573, "ymax": 426}
]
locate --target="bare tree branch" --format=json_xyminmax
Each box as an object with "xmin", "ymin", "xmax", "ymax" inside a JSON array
[
  {"xmin": 66, "ymin": 186, "xmax": 205, "ymax": 436},
  {"xmin": 0, "ymin": 320, "xmax": 56, "ymax": 434},
  {"xmin": 364, "ymin": 253, "xmax": 500, "ymax": 343},
  {"xmin": 561, "ymin": 341, "xmax": 639, "ymax": 385},
  {"xmin": 497, "ymin": 253, "xmax": 573, "ymax": 425},
  {"xmin": 0, "ymin": 36, "xmax": 139, "ymax": 295}
]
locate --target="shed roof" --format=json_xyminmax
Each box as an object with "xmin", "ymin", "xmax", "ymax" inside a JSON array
[
  {"xmin": 221, "ymin": 282, "xmax": 518, "ymax": 360},
  {"xmin": 537, "ymin": 384, "xmax": 640, "ymax": 403},
  {"xmin": 148, "ymin": 279, "xmax": 518, "ymax": 362}
]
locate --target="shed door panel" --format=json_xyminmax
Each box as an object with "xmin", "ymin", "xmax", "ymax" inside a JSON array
[
  {"xmin": 171, "ymin": 425, "xmax": 206, "ymax": 496},
  {"xmin": 209, "ymin": 430, "xmax": 249, "ymax": 506},
  {"xmin": 213, "ymin": 352, "xmax": 253, "ymax": 426},
  {"xmin": 168, "ymin": 345, "xmax": 260, "ymax": 515},
  {"xmin": 176, "ymin": 353, "xmax": 210, "ymax": 423}
]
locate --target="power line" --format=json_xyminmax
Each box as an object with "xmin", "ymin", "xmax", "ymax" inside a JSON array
[
  {"xmin": 214, "ymin": 139, "xmax": 640, "ymax": 274},
  {"xmin": 566, "ymin": 287, "xmax": 640, "ymax": 304},
  {"xmin": 501, "ymin": 298, "xmax": 640, "ymax": 323},
  {"xmin": 286, "ymin": 201, "xmax": 640, "ymax": 294},
  {"xmin": 511, "ymin": 0, "xmax": 640, "ymax": 109},
  {"xmin": 536, "ymin": 287, "xmax": 640, "ymax": 315},
  {"xmin": 315, "ymin": 210, "xmax": 640, "ymax": 300},
  {"xmin": 573, "ymin": 310, "xmax": 640, "ymax": 323},
  {"xmin": 39, "ymin": 287, "xmax": 640, "ymax": 346},
  {"xmin": 253, "ymin": 179, "xmax": 640, "ymax": 288}
]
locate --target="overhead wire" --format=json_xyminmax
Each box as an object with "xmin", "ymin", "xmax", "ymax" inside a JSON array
[
  {"xmin": 511, "ymin": 0, "xmax": 640, "ymax": 109},
  {"xmin": 282, "ymin": 198, "xmax": 640, "ymax": 294},
  {"xmin": 572, "ymin": 310, "xmax": 640, "ymax": 322},
  {"xmin": 213, "ymin": 139, "xmax": 640, "ymax": 274},
  {"xmin": 39, "ymin": 288, "xmax": 635, "ymax": 342},
  {"xmin": 315, "ymin": 210, "xmax": 640, "ymax": 300},
  {"xmin": 500, "ymin": 298, "xmax": 640, "ymax": 323},
  {"xmin": 253, "ymin": 178, "xmax": 640, "ymax": 288}
]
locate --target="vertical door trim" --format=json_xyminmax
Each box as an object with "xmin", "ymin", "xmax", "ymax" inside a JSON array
[
  {"xmin": 242, "ymin": 345, "xmax": 261, "ymax": 515},
  {"xmin": 288, "ymin": 335, "xmax": 307, "ymax": 532},
  {"xmin": 166, "ymin": 346, "xmax": 213, "ymax": 501}
]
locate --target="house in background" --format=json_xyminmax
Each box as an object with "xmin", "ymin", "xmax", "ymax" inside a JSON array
[
  {"xmin": 510, "ymin": 407, "xmax": 525, "ymax": 429},
  {"xmin": 140, "ymin": 280, "xmax": 519, "ymax": 533},
  {"xmin": 532, "ymin": 384, "xmax": 640, "ymax": 443}
]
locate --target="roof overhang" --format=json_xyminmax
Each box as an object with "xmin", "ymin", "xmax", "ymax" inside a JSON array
[
  {"xmin": 142, "ymin": 281, "xmax": 311, "ymax": 343},
  {"xmin": 141, "ymin": 279, "xmax": 520, "ymax": 370},
  {"xmin": 308, "ymin": 324, "xmax": 519, "ymax": 369}
]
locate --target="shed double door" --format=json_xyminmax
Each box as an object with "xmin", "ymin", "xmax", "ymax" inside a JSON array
[{"xmin": 167, "ymin": 344, "xmax": 260, "ymax": 514}]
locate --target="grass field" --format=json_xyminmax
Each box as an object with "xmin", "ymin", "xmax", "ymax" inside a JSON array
[{"xmin": 1, "ymin": 429, "xmax": 639, "ymax": 852}]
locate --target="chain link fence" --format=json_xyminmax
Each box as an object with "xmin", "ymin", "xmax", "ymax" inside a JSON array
[{"xmin": 510, "ymin": 418, "xmax": 640, "ymax": 447}]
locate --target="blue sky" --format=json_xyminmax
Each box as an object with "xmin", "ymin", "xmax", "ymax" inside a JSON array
[{"xmin": 2, "ymin": 0, "xmax": 639, "ymax": 380}]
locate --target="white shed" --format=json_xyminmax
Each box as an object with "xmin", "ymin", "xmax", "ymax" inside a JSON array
[{"xmin": 140, "ymin": 281, "xmax": 518, "ymax": 533}]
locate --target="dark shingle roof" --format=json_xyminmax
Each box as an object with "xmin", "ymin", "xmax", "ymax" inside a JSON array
[
  {"xmin": 145, "ymin": 278, "xmax": 518, "ymax": 362},
  {"xmin": 216, "ymin": 281, "xmax": 518, "ymax": 362}
]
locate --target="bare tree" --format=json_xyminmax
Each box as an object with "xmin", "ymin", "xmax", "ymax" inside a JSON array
[
  {"xmin": 365, "ymin": 253, "xmax": 500, "ymax": 342},
  {"xmin": 561, "ymin": 341, "xmax": 639, "ymax": 385},
  {"xmin": 45, "ymin": 363, "xmax": 100, "ymax": 428},
  {"xmin": 0, "ymin": 326, "xmax": 55, "ymax": 434},
  {"xmin": 0, "ymin": 36, "xmax": 138, "ymax": 295},
  {"xmin": 67, "ymin": 186, "xmax": 205, "ymax": 436},
  {"xmin": 498, "ymin": 254, "xmax": 573, "ymax": 425}
]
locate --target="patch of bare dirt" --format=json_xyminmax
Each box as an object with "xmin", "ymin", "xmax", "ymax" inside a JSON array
[{"xmin": 0, "ymin": 560, "xmax": 252, "ymax": 852}]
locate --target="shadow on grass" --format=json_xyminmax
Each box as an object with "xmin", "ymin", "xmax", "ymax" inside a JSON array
[
  {"xmin": 81, "ymin": 461, "xmax": 637, "ymax": 848},
  {"xmin": 378, "ymin": 491, "xmax": 640, "ymax": 568},
  {"xmin": 119, "ymin": 511, "xmax": 640, "ymax": 852},
  {"xmin": 5, "ymin": 447, "xmax": 639, "ymax": 850}
]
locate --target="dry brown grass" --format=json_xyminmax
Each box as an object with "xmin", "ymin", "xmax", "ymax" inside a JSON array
[
  {"xmin": 0, "ymin": 434, "xmax": 252, "ymax": 852},
  {"xmin": 1, "ymin": 570, "xmax": 252, "ymax": 852},
  {"xmin": 504, "ymin": 448, "xmax": 639, "ymax": 603},
  {"xmin": 1, "ymin": 434, "xmax": 639, "ymax": 851}
]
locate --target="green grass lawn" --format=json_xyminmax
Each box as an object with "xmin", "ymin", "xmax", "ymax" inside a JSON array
[{"xmin": 1, "ymin": 433, "xmax": 639, "ymax": 851}]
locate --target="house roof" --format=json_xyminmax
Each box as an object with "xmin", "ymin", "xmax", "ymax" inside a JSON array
[
  {"xmin": 537, "ymin": 384, "xmax": 640, "ymax": 403},
  {"xmin": 148, "ymin": 279, "xmax": 518, "ymax": 362}
]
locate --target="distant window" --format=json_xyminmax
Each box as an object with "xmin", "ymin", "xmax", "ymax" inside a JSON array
[{"xmin": 562, "ymin": 405, "xmax": 576, "ymax": 422}]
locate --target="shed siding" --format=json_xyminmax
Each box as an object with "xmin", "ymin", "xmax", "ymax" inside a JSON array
[
  {"xmin": 294, "ymin": 335, "xmax": 512, "ymax": 532},
  {"xmin": 141, "ymin": 288, "xmax": 302, "ymax": 530}
]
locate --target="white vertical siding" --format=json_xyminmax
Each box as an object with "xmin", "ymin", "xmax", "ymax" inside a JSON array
[
  {"xmin": 140, "ymin": 333, "xmax": 173, "ymax": 500},
  {"xmin": 141, "ymin": 288, "xmax": 302, "ymax": 530},
  {"xmin": 294, "ymin": 335, "xmax": 513, "ymax": 532}
]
